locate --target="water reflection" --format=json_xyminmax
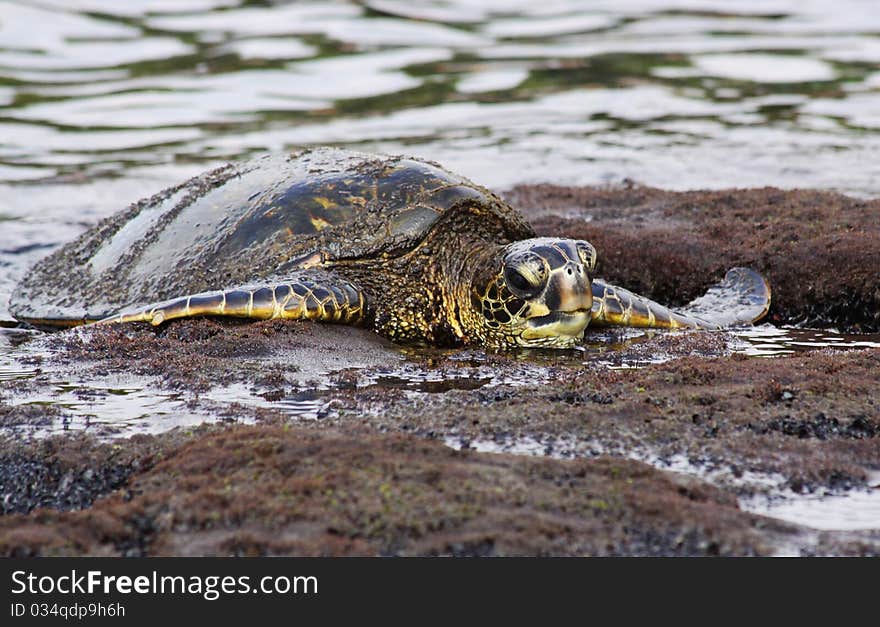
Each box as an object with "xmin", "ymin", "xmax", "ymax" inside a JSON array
[
  {"xmin": 732, "ymin": 325, "xmax": 880, "ymax": 357},
  {"xmin": 744, "ymin": 473, "xmax": 880, "ymax": 532},
  {"xmin": 1, "ymin": 320, "xmax": 876, "ymax": 439},
  {"xmin": 1, "ymin": 0, "xmax": 879, "ymax": 190}
]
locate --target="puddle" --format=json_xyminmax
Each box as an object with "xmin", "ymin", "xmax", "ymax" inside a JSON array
[
  {"xmin": 731, "ymin": 325, "xmax": 880, "ymax": 357},
  {"xmin": 444, "ymin": 433, "xmax": 594, "ymax": 460},
  {"xmin": 1, "ymin": 373, "xmax": 244, "ymax": 438},
  {"xmin": 2, "ymin": 322, "xmax": 878, "ymax": 436},
  {"xmin": 743, "ymin": 474, "xmax": 880, "ymax": 532},
  {"xmin": 445, "ymin": 435, "xmax": 789, "ymax": 490},
  {"xmin": 445, "ymin": 435, "xmax": 880, "ymax": 532},
  {"xmin": 647, "ymin": 452, "xmax": 880, "ymax": 533}
]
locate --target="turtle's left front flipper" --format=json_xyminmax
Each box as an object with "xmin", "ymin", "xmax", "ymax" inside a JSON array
[
  {"xmin": 675, "ymin": 267, "xmax": 771, "ymax": 328},
  {"xmin": 590, "ymin": 267, "xmax": 771, "ymax": 330},
  {"xmin": 93, "ymin": 272, "xmax": 367, "ymax": 327}
]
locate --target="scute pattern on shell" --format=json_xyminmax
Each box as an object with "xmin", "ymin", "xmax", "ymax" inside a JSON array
[{"xmin": 10, "ymin": 148, "xmax": 532, "ymax": 324}]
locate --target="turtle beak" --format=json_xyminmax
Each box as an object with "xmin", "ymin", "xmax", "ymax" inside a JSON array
[
  {"xmin": 521, "ymin": 263, "xmax": 593, "ymax": 341},
  {"xmin": 548, "ymin": 262, "xmax": 592, "ymax": 314}
]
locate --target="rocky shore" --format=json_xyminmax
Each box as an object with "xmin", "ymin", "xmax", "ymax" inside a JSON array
[{"xmin": 1, "ymin": 184, "xmax": 878, "ymax": 556}]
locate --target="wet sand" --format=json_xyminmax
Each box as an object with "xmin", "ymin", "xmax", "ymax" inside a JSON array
[{"xmin": 1, "ymin": 184, "xmax": 878, "ymax": 556}]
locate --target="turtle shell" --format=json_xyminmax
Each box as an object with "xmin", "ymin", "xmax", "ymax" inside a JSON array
[{"xmin": 10, "ymin": 148, "xmax": 533, "ymax": 325}]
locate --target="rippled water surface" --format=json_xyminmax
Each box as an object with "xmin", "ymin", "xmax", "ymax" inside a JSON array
[{"xmin": 2, "ymin": 0, "xmax": 880, "ymax": 319}]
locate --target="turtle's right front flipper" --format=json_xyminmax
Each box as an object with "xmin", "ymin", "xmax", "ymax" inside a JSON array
[
  {"xmin": 590, "ymin": 280, "xmax": 713, "ymax": 329},
  {"xmin": 590, "ymin": 267, "xmax": 771, "ymax": 330},
  {"xmin": 93, "ymin": 274, "xmax": 367, "ymax": 327}
]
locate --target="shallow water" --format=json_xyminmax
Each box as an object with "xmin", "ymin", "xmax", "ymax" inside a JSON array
[
  {"xmin": 449, "ymin": 435, "xmax": 880, "ymax": 533},
  {"xmin": 3, "ymin": 0, "xmax": 880, "ymax": 320},
  {"xmin": 1, "ymin": 322, "xmax": 877, "ymax": 439},
  {"xmin": 744, "ymin": 472, "xmax": 880, "ymax": 532},
  {"xmin": 732, "ymin": 325, "xmax": 880, "ymax": 357}
]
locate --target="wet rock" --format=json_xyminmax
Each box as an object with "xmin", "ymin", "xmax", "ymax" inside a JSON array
[
  {"xmin": 756, "ymin": 413, "xmax": 879, "ymax": 440},
  {"xmin": 0, "ymin": 402, "xmax": 59, "ymax": 427},
  {"xmin": 2, "ymin": 182, "xmax": 879, "ymax": 555},
  {"xmin": 0, "ymin": 425, "xmax": 797, "ymax": 557},
  {"xmin": 344, "ymin": 348, "xmax": 880, "ymax": 497},
  {"xmin": 0, "ymin": 434, "xmax": 151, "ymax": 514}
]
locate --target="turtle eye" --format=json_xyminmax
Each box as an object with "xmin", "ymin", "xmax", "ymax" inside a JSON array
[
  {"xmin": 576, "ymin": 241, "xmax": 597, "ymax": 272},
  {"xmin": 504, "ymin": 265, "xmax": 541, "ymax": 298}
]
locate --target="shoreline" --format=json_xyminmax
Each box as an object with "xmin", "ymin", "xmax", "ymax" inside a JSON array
[{"xmin": 1, "ymin": 182, "xmax": 878, "ymax": 556}]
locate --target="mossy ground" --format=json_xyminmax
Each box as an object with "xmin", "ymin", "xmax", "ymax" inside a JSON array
[{"xmin": 1, "ymin": 184, "xmax": 878, "ymax": 556}]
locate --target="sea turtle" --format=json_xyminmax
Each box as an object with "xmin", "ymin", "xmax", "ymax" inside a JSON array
[{"xmin": 9, "ymin": 148, "xmax": 770, "ymax": 349}]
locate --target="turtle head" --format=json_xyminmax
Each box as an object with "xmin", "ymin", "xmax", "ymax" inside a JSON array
[{"xmin": 472, "ymin": 238, "xmax": 597, "ymax": 348}]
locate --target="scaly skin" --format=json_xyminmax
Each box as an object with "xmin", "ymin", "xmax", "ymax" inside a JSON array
[
  {"xmin": 589, "ymin": 280, "xmax": 713, "ymax": 329},
  {"xmin": 96, "ymin": 277, "xmax": 365, "ymax": 327},
  {"xmin": 93, "ymin": 235, "xmax": 768, "ymax": 349}
]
